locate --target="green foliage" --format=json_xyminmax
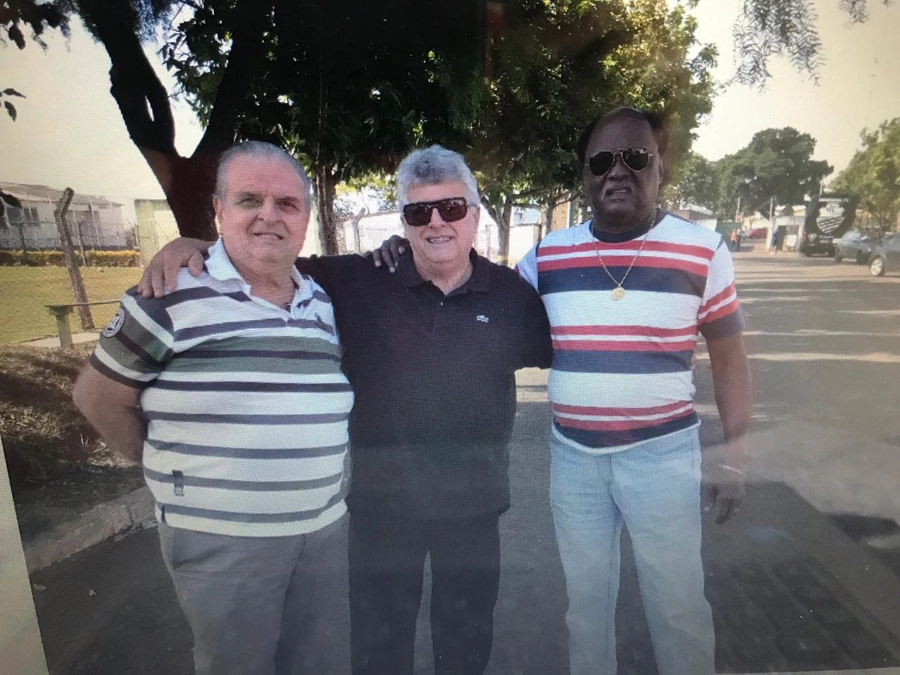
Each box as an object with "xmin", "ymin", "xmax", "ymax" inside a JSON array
[
  {"xmin": 833, "ymin": 118, "xmax": 900, "ymax": 231},
  {"xmin": 334, "ymin": 174, "xmax": 397, "ymax": 220},
  {"xmin": 1, "ymin": 0, "xmax": 69, "ymax": 48},
  {"xmin": 471, "ymin": 0, "xmax": 716, "ymax": 220},
  {"xmin": 0, "ymin": 249, "xmax": 141, "ymax": 266},
  {"xmin": 717, "ymin": 127, "xmax": 832, "ymax": 216},
  {"xmin": 0, "ymin": 87, "xmax": 25, "ymax": 120},
  {"xmin": 165, "ymin": 2, "xmax": 485, "ymax": 183},
  {"xmin": 731, "ymin": 0, "xmax": 894, "ymax": 88},
  {"xmin": 668, "ymin": 151, "xmax": 719, "ymax": 210},
  {"xmin": 671, "ymin": 127, "xmax": 833, "ymax": 218},
  {"xmin": 1, "ymin": 0, "xmax": 70, "ymax": 120}
]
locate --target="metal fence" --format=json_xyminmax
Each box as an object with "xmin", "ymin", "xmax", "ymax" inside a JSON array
[{"xmin": 0, "ymin": 220, "xmax": 143, "ymax": 345}]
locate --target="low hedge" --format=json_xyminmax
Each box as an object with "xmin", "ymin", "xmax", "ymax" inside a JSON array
[{"xmin": 0, "ymin": 249, "xmax": 141, "ymax": 267}]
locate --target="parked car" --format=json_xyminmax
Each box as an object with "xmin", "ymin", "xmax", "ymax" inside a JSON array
[
  {"xmin": 799, "ymin": 229, "xmax": 835, "ymax": 257},
  {"xmin": 868, "ymin": 233, "xmax": 900, "ymax": 276},
  {"xmin": 835, "ymin": 229, "xmax": 881, "ymax": 264},
  {"xmin": 744, "ymin": 227, "xmax": 768, "ymax": 240}
]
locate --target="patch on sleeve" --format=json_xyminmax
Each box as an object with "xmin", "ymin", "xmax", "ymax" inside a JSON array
[{"xmin": 101, "ymin": 307, "xmax": 127, "ymax": 338}]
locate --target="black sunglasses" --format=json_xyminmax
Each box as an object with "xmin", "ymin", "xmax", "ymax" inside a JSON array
[
  {"xmin": 587, "ymin": 147, "xmax": 653, "ymax": 176},
  {"xmin": 402, "ymin": 197, "xmax": 470, "ymax": 227}
]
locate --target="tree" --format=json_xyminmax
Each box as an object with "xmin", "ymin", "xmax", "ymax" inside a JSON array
[
  {"xmin": 667, "ymin": 151, "xmax": 720, "ymax": 212},
  {"xmin": 833, "ymin": 118, "xmax": 900, "ymax": 231},
  {"xmin": 714, "ymin": 127, "xmax": 832, "ymax": 219},
  {"xmin": 1, "ymin": 0, "xmax": 68, "ymax": 120},
  {"xmin": 471, "ymin": 0, "xmax": 716, "ymax": 262},
  {"xmin": 333, "ymin": 173, "xmax": 397, "ymax": 221},
  {"xmin": 728, "ymin": 0, "xmax": 895, "ymax": 87},
  {"xmin": 5, "ymin": 0, "xmax": 893, "ymax": 244},
  {"xmin": 166, "ymin": 1, "xmax": 485, "ymax": 252}
]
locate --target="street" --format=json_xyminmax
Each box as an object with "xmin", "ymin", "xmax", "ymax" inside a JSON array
[{"xmin": 29, "ymin": 248, "xmax": 900, "ymax": 675}]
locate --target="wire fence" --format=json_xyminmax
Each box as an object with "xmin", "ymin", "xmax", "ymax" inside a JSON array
[{"xmin": 0, "ymin": 235, "xmax": 142, "ymax": 345}]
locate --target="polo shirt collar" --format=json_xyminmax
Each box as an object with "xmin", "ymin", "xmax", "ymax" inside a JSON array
[
  {"xmin": 397, "ymin": 249, "xmax": 489, "ymax": 293},
  {"xmin": 204, "ymin": 237, "xmax": 307, "ymax": 292}
]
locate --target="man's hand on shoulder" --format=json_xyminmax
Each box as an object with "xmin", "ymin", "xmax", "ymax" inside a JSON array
[
  {"xmin": 137, "ymin": 237, "xmax": 213, "ymax": 298},
  {"xmin": 370, "ymin": 235, "xmax": 409, "ymax": 272}
]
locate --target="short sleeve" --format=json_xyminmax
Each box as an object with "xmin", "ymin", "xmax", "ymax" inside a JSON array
[
  {"xmin": 89, "ymin": 289, "xmax": 175, "ymax": 388},
  {"xmin": 515, "ymin": 244, "xmax": 540, "ymax": 291},
  {"xmin": 519, "ymin": 284, "xmax": 552, "ymax": 369},
  {"xmin": 698, "ymin": 240, "xmax": 745, "ymax": 340}
]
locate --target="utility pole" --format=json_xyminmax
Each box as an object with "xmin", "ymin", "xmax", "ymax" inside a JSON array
[{"xmin": 54, "ymin": 188, "xmax": 94, "ymax": 331}]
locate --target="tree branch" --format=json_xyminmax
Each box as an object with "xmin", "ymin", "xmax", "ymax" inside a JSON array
[
  {"xmin": 80, "ymin": 1, "xmax": 176, "ymax": 154},
  {"xmin": 195, "ymin": 0, "xmax": 275, "ymax": 155}
]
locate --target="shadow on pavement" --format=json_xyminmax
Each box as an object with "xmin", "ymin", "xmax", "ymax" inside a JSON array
[{"xmin": 30, "ymin": 394, "xmax": 900, "ymax": 675}]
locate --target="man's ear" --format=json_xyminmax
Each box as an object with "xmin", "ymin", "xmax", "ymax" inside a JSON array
[{"xmin": 212, "ymin": 195, "xmax": 224, "ymax": 233}]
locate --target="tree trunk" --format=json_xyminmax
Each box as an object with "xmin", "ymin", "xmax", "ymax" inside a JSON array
[
  {"xmin": 495, "ymin": 197, "xmax": 513, "ymax": 266},
  {"xmin": 314, "ymin": 165, "xmax": 341, "ymax": 256},
  {"xmin": 143, "ymin": 151, "xmax": 221, "ymax": 240},
  {"xmin": 81, "ymin": 0, "xmax": 272, "ymax": 240},
  {"xmin": 539, "ymin": 197, "xmax": 555, "ymax": 242}
]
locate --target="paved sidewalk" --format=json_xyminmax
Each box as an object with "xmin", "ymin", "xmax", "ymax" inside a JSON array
[
  {"xmin": 23, "ymin": 487, "xmax": 155, "ymax": 573},
  {"xmin": 25, "ymin": 371, "xmax": 900, "ymax": 674}
]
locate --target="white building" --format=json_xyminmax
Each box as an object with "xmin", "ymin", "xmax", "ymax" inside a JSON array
[{"xmin": 0, "ymin": 182, "xmax": 132, "ymax": 250}]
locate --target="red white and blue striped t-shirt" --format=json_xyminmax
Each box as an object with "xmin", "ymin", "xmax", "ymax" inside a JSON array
[{"xmin": 517, "ymin": 212, "xmax": 744, "ymax": 453}]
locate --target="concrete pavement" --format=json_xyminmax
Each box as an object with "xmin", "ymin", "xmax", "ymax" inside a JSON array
[{"xmin": 22, "ymin": 249, "xmax": 900, "ymax": 674}]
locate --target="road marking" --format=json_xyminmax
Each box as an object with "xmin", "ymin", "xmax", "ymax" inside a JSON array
[
  {"xmin": 696, "ymin": 352, "xmax": 900, "ymax": 363},
  {"xmin": 743, "ymin": 330, "xmax": 900, "ymax": 337}
]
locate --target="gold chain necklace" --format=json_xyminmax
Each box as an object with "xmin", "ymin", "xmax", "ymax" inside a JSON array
[{"xmin": 592, "ymin": 221, "xmax": 656, "ymax": 301}]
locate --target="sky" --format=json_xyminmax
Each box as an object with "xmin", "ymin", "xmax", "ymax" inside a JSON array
[
  {"xmin": 688, "ymin": 0, "xmax": 900, "ymax": 168},
  {"xmin": 0, "ymin": 0, "xmax": 898, "ymax": 217}
]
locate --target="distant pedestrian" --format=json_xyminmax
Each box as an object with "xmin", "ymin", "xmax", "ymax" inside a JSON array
[{"xmin": 730, "ymin": 228, "xmax": 740, "ymax": 252}]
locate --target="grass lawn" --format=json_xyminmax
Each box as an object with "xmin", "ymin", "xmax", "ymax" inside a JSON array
[{"xmin": 0, "ymin": 266, "xmax": 143, "ymax": 344}]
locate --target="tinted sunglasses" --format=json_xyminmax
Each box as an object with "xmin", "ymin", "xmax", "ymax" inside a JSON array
[
  {"xmin": 587, "ymin": 147, "xmax": 652, "ymax": 176},
  {"xmin": 402, "ymin": 197, "xmax": 470, "ymax": 227}
]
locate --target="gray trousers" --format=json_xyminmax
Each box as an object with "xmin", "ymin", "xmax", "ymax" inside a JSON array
[{"xmin": 158, "ymin": 515, "xmax": 349, "ymax": 675}]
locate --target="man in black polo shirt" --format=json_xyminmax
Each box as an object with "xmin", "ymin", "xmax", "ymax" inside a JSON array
[{"xmin": 138, "ymin": 145, "xmax": 552, "ymax": 675}]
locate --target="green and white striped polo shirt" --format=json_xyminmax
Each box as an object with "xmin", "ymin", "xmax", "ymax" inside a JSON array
[{"xmin": 91, "ymin": 239, "xmax": 354, "ymax": 537}]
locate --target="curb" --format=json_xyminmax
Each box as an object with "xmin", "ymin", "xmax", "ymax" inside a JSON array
[{"xmin": 23, "ymin": 487, "xmax": 156, "ymax": 573}]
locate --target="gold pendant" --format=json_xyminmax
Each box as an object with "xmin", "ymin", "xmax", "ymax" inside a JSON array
[{"xmin": 612, "ymin": 286, "xmax": 625, "ymax": 301}]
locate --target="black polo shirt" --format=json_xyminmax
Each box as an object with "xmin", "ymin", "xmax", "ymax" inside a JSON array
[{"xmin": 297, "ymin": 250, "xmax": 551, "ymax": 520}]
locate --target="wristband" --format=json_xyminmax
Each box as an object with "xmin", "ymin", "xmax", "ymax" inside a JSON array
[{"xmin": 717, "ymin": 463, "xmax": 746, "ymax": 477}]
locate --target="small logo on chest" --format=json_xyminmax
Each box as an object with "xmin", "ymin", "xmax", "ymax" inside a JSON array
[{"xmin": 476, "ymin": 315, "xmax": 490, "ymax": 323}]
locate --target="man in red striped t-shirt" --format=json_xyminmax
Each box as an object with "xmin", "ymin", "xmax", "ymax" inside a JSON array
[{"xmin": 517, "ymin": 107, "xmax": 752, "ymax": 675}]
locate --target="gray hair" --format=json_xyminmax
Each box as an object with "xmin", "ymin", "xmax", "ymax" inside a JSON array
[
  {"xmin": 396, "ymin": 145, "xmax": 480, "ymax": 207},
  {"xmin": 215, "ymin": 141, "xmax": 311, "ymax": 203}
]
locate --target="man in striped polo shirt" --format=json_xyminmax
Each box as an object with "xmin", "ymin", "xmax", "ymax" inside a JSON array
[
  {"xmin": 73, "ymin": 142, "xmax": 354, "ymax": 675},
  {"xmin": 517, "ymin": 107, "xmax": 752, "ymax": 675}
]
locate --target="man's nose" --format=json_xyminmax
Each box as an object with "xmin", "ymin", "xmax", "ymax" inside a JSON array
[
  {"xmin": 427, "ymin": 207, "xmax": 447, "ymax": 226},
  {"xmin": 606, "ymin": 154, "xmax": 630, "ymax": 178},
  {"xmin": 258, "ymin": 198, "xmax": 280, "ymax": 220}
]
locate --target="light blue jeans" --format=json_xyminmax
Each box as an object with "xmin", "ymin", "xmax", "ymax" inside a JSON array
[{"xmin": 550, "ymin": 427, "xmax": 715, "ymax": 675}]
